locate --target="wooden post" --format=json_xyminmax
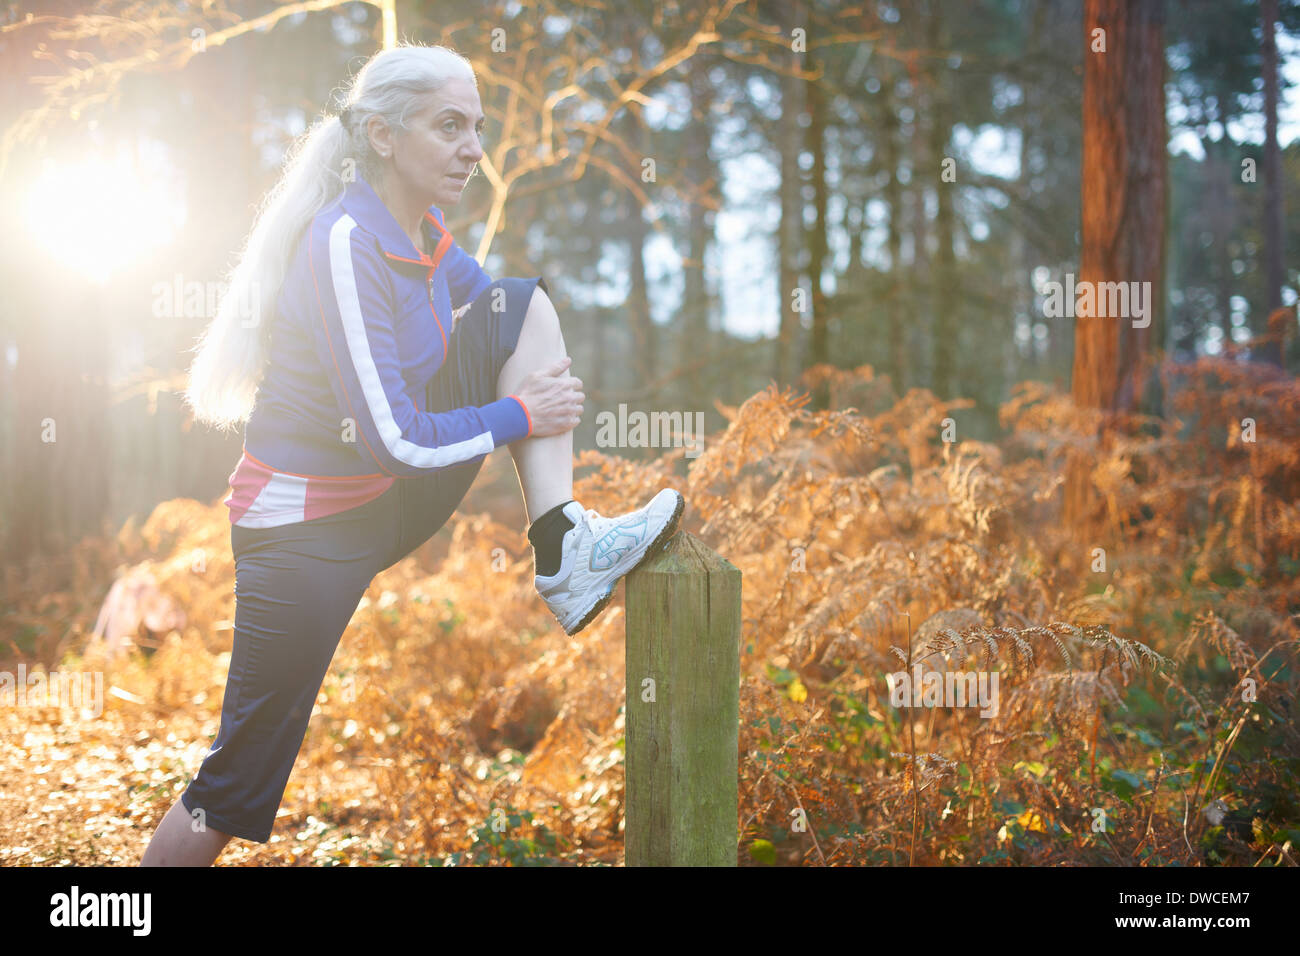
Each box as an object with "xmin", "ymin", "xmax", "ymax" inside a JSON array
[{"xmin": 624, "ymin": 530, "xmax": 741, "ymax": 866}]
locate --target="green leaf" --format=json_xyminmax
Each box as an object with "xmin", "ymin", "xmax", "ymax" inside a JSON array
[
  {"xmin": 766, "ymin": 664, "xmax": 796, "ymax": 687},
  {"xmin": 1133, "ymin": 726, "xmax": 1163, "ymax": 748},
  {"xmin": 748, "ymin": 839, "xmax": 776, "ymax": 865},
  {"xmin": 1105, "ymin": 768, "xmax": 1145, "ymax": 803}
]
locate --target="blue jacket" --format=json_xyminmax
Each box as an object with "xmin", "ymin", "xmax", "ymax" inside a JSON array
[{"xmin": 240, "ymin": 174, "xmax": 533, "ymax": 485}]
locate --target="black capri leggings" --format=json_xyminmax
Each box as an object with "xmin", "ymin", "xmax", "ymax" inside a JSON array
[{"xmin": 180, "ymin": 275, "xmax": 546, "ymax": 843}]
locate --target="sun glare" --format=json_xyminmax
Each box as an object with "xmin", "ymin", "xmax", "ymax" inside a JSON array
[{"xmin": 21, "ymin": 144, "xmax": 186, "ymax": 285}]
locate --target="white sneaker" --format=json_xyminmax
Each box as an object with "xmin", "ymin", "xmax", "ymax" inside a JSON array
[{"xmin": 534, "ymin": 489, "xmax": 686, "ymax": 635}]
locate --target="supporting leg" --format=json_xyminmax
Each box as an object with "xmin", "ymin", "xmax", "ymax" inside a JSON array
[
  {"xmin": 140, "ymin": 796, "xmax": 233, "ymax": 866},
  {"xmin": 498, "ymin": 285, "xmax": 575, "ymax": 525}
]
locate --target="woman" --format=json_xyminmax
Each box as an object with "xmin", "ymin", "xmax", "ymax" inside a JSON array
[{"xmin": 140, "ymin": 43, "xmax": 683, "ymax": 866}]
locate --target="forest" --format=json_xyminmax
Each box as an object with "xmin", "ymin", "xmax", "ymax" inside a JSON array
[{"xmin": 0, "ymin": 0, "xmax": 1298, "ymax": 868}]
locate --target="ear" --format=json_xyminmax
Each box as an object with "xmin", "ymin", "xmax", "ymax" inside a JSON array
[{"xmin": 365, "ymin": 115, "xmax": 394, "ymax": 158}]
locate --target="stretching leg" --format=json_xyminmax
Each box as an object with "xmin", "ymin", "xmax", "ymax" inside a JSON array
[{"xmin": 497, "ymin": 285, "xmax": 575, "ymax": 524}]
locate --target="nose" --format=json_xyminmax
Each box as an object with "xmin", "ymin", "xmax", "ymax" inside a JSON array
[{"xmin": 462, "ymin": 132, "xmax": 483, "ymax": 164}]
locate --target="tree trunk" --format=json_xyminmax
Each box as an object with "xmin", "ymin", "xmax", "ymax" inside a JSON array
[
  {"xmin": 807, "ymin": 41, "xmax": 830, "ymax": 409},
  {"xmin": 9, "ymin": 274, "xmax": 112, "ymax": 558},
  {"xmin": 621, "ymin": 100, "xmax": 654, "ymax": 399},
  {"xmin": 1213, "ymin": 142, "xmax": 1235, "ymax": 348},
  {"xmin": 1067, "ymin": 0, "xmax": 1166, "ymax": 529},
  {"xmin": 928, "ymin": 2, "xmax": 957, "ymax": 402},
  {"xmin": 772, "ymin": 0, "xmax": 804, "ymax": 388},
  {"xmin": 882, "ymin": 78, "xmax": 906, "ymax": 396},
  {"xmin": 1258, "ymin": 0, "xmax": 1285, "ymax": 367},
  {"xmin": 1114, "ymin": 0, "xmax": 1165, "ymax": 416},
  {"xmin": 906, "ymin": 41, "xmax": 931, "ymax": 392},
  {"xmin": 681, "ymin": 52, "xmax": 717, "ymax": 402}
]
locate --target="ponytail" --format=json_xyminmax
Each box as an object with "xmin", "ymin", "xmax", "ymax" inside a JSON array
[{"xmin": 183, "ymin": 43, "xmax": 477, "ymax": 431}]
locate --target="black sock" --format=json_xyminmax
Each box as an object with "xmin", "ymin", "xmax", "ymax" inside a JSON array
[{"xmin": 528, "ymin": 500, "xmax": 575, "ymax": 576}]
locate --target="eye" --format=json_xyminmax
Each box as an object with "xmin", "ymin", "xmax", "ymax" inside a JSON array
[{"xmin": 442, "ymin": 119, "xmax": 458, "ymax": 133}]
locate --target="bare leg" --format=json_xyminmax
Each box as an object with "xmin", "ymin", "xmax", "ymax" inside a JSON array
[
  {"xmin": 139, "ymin": 796, "xmax": 234, "ymax": 866},
  {"xmin": 498, "ymin": 285, "xmax": 574, "ymax": 524}
]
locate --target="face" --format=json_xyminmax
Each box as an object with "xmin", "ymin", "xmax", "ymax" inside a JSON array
[{"xmin": 373, "ymin": 76, "xmax": 485, "ymax": 208}]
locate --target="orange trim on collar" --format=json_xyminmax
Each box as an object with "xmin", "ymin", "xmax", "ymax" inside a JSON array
[
  {"xmin": 424, "ymin": 210, "xmax": 455, "ymax": 264},
  {"xmin": 382, "ymin": 211, "xmax": 454, "ymax": 271}
]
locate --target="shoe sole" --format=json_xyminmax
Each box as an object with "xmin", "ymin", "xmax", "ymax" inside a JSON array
[{"xmin": 563, "ymin": 490, "xmax": 686, "ymax": 636}]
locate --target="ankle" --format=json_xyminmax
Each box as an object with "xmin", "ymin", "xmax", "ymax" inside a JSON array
[{"xmin": 529, "ymin": 500, "xmax": 576, "ymax": 577}]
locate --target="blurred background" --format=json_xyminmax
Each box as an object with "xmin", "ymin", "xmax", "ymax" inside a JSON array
[
  {"xmin": 2, "ymin": 0, "xmax": 1299, "ymax": 868},
  {"xmin": 1, "ymin": 0, "xmax": 1297, "ymax": 556}
]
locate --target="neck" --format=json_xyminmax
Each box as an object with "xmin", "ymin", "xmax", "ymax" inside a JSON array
[{"xmin": 372, "ymin": 173, "xmax": 429, "ymax": 250}]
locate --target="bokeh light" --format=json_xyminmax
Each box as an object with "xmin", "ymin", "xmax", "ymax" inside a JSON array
[{"xmin": 20, "ymin": 141, "xmax": 187, "ymax": 284}]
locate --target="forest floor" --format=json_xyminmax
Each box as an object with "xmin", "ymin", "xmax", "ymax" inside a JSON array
[{"xmin": 2, "ymin": 365, "xmax": 1298, "ymax": 866}]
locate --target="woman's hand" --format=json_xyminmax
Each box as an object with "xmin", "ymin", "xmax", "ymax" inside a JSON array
[{"xmin": 513, "ymin": 356, "xmax": 584, "ymax": 437}]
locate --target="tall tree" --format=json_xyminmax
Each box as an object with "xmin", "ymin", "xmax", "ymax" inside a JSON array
[
  {"xmin": 806, "ymin": 38, "xmax": 831, "ymax": 409},
  {"xmin": 772, "ymin": 0, "xmax": 806, "ymax": 388},
  {"xmin": 927, "ymin": 0, "xmax": 957, "ymax": 401},
  {"xmin": 620, "ymin": 96, "xmax": 655, "ymax": 397},
  {"xmin": 1260, "ymin": 0, "xmax": 1286, "ymax": 366},
  {"xmin": 880, "ymin": 73, "xmax": 907, "ymax": 396},
  {"xmin": 680, "ymin": 52, "xmax": 720, "ymax": 401},
  {"xmin": 1072, "ymin": 0, "xmax": 1166, "ymax": 413},
  {"xmin": 1068, "ymin": 0, "xmax": 1167, "ymax": 527}
]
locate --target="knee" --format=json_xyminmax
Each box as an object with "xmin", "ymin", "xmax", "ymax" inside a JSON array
[
  {"xmin": 526, "ymin": 283, "xmax": 557, "ymax": 321},
  {"xmin": 523, "ymin": 284, "xmax": 563, "ymax": 342}
]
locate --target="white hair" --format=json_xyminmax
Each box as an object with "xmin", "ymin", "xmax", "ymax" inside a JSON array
[{"xmin": 183, "ymin": 43, "xmax": 477, "ymax": 431}]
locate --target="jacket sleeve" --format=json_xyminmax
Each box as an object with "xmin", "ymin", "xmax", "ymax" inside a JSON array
[
  {"xmin": 307, "ymin": 217, "xmax": 533, "ymax": 478},
  {"xmin": 442, "ymin": 234, "xmax": 494, "ymax": 309}
]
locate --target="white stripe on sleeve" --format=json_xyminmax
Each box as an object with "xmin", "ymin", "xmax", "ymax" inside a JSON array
[{"xmin": 328, "ymin": 215, "xmax": 497, "ymax": 469}]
